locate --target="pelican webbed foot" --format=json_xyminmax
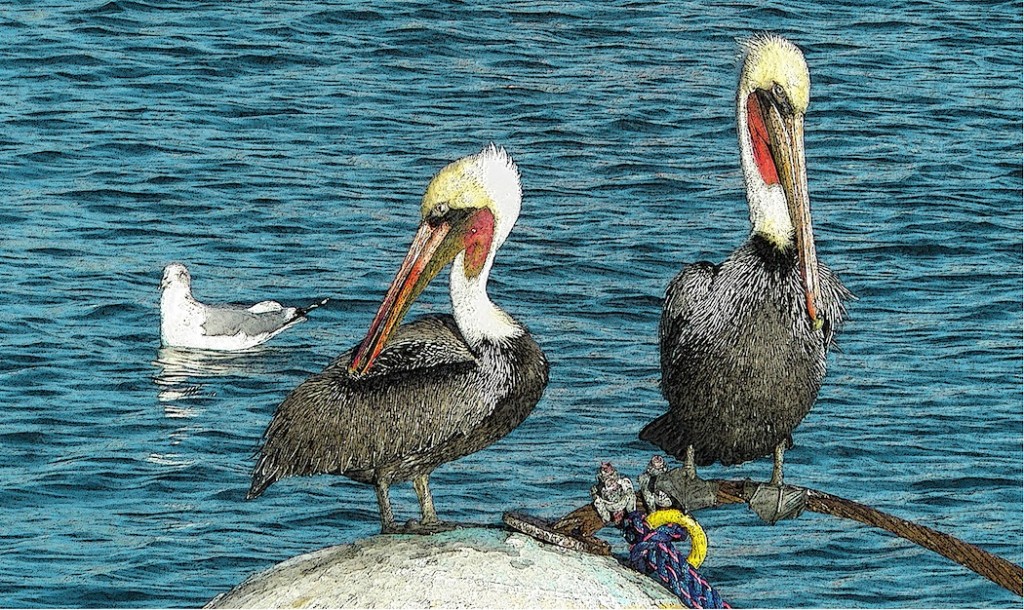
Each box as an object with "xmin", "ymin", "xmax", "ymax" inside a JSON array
[
  {"xmin": 653, "ymin": 466, "xmax": 719, "ymax": 513},
  {"xmin": 746, "ymin": 480, "xmax": 808, "ymax": 525},
  {"xmin": 385, "ymin": 519, "xmax": 461, "ymax": 535}
]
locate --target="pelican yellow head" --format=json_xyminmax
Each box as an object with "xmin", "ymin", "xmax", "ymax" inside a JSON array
[{"xmin": 740, "ymin": 33, "xmax": 810, "ymax": 114}]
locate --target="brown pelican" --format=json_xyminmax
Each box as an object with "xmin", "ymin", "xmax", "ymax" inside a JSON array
[
  {"xmin": 640, "ymin": 34, "xmax": 852, "ymax": 503},
  {"xmin": 247, "ymin": 145, "xmax": 548, "ymax": 534}
]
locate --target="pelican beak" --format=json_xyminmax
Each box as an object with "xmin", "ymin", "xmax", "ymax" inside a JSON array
[
  {"xmin": 759, "ymin": 94, "xmax": 822, "ymax": 328},
  {"xmin": 349, "ymin": 212, "xmax": 469, "ymax": 375}
]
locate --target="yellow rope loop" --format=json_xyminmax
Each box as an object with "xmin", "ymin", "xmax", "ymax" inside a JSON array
[{"xmin": 645, "ymin": 509, "xmax": 708, "ymax": 569}]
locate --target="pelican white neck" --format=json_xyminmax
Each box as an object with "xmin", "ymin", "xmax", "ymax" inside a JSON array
[
  {"xmin": 449, "ymin": 250, "xmax": 521, "ymax": 347},
  {"xmin": 447, "ymin": 145, "xmax": 524, "ymax": 347},
  {"xmin": 736, "ymin": 34, "xmax": 809, "ymax": 250}
]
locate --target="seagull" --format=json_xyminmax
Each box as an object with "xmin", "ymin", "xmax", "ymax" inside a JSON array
[{"xmin": 159, "ymin": 263, "xmax": 328, "ymax": 351}]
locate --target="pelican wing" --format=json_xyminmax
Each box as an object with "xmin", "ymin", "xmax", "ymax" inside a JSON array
[
  {"xmin": 816, "ymin": 262, "xmax": 853, "ymax": 349},
  {"xmin": 658, "ymin": 261, "xmax": 718, "ymax": 383},
  {"xmin": 248, "ymin": 315, "xmax": 487, "ymax": 497}
]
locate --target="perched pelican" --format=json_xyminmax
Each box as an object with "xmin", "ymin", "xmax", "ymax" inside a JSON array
[
  {"xmin": 640, "ymin": 34, "xmax": 852, "ymax": 498},
  {"xmin": 160, "ymin": 263, "xmax": 327, "ymax": 351},
  {"xmin": 247, "ymin": 145, "xmax": 549, "ymax": 534}
]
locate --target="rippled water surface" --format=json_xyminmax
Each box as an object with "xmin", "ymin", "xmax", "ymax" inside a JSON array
[{"xmin": 1, "ymin": 1, "xmax": 1021, "ymax": 608}]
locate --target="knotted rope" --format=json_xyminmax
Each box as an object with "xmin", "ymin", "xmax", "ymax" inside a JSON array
[{"xmin": 621, "ymin": 511, "xmax": 730, "ymax": 609}]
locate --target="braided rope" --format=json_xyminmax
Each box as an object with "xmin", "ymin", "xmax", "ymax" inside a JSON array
[
  {"xmin": 622, "ymin": 512, "xmax": 731, "ymax": 609},
  {"xmin": 713, "ymin": 480, "xmax": 1024, "ymax": 596}
]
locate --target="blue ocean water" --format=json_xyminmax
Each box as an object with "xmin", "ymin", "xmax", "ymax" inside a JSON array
[{"xmin": 0, "ymin": 1, "xmax": 1020, "ymax": 607}]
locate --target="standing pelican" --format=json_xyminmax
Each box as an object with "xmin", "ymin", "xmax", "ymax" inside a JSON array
[
  {"xmin": 247, "ymin": 145, "xmax": 548, "ymax": 534},
  {"xmin": 640, "ymin": 35, "xmax": 852, "ymax": 501}
]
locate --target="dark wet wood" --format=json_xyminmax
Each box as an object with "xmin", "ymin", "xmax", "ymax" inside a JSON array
[{"xmin": 502, "ymin": 511, "xmax": 611, "ymax": 556}]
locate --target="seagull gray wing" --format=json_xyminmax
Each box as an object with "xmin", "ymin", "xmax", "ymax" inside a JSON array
[{"xmin": 201, "ymin": 305, "xmax": 299, "ymax": 338}]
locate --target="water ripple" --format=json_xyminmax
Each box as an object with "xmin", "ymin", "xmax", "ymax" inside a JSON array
[{"xmin": 0, "ymin": 0, "xmax": 1019, "ymax": 608}]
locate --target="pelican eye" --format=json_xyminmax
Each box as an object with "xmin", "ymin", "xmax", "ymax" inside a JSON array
[
  {"xmin": 432, "ymin": 202, "xmax": 450, "ymax": 218},
  {"xmin": 768, "ymin": 82, "xmax": 794, "ymax": 115}
]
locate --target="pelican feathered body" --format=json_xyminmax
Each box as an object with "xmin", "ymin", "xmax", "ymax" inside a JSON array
[
  {"xmin": 248, "ymin": 146, "xmax": 548, "ymax": 532},
  {"xmin": 249, "ymin": 315, "xmax": 546, "ymax": 493},
  {"xmin": 643, "ymin": 235, "xmax": 849, "ymax": 468},
  {"xmin": 641, "ymin": 34, "xmax": 852, "ymax": 482}
]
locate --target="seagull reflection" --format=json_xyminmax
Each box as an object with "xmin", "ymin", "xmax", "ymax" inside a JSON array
[
  {"xmin": 152, "ymin": 345, "xmax": 261, "ymax": 404},
  {"xmin": 151, "ymin": 346, "xmax": 302, "ymax": 468}
]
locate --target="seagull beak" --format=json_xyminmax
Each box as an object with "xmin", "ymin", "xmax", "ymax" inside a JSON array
[
  {"xmin": 349, "ymin": 215, "xmax": 467, "ymax": 375},
  {"xmin": 760, "ymin": 98, "xmax": 821, "ymax": 328}
]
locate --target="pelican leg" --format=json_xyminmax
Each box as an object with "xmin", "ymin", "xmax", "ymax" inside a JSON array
[
  {"xmin": 375, "ymin": 480, "xmax": 397, "ymax": 534},
  {"xmin": 402, "ymin": 474, "xmax": 460, "ymax": 534},
  {"xmin": 413, "ymin": 474, "xmax": 439, "ymax": 526},
  {"xmin": 684, "ymin": 445, "xmax": 697, "ymax": 479},
  {"xmin": 769, "ymin": 441, "xmax": 785, "ymax": 485}
]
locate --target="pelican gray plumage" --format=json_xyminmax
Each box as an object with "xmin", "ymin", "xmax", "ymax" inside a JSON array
[
  {"xmin": 640, "ymin": 34, "xmax": 852, "ymax": 493},
  {"xmin": 247, "ymin": 145, "xmax": 548, "ymax": 534}
]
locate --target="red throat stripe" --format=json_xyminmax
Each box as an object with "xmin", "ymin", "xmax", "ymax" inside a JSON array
[
  {"xmin": 463, "ymin": 208, "xmax": 495, "ymax": 277},
  {"xmin": 747, "ymin": 94, "xmax": 780, "ymax": 186}
]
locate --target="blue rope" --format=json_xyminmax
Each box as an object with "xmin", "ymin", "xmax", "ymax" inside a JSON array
[{"xmin": 621, "ymin": 511, "xmax": 731, "ymax": 609}]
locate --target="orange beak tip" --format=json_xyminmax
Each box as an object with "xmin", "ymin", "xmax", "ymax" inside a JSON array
[{"xmin": 348, "ymin": 351, "xmax": 374, "ymax": 376}]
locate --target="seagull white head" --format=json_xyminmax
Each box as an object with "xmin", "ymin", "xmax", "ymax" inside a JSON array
[{"xmin": 161, "ymin": 263, "xmax": 192, "ymax": 292}]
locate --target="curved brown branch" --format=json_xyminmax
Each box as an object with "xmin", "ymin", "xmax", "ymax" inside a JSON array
[{"xmin": 546, "ymin": 479, "xmax": 1022, "ymax": 597}]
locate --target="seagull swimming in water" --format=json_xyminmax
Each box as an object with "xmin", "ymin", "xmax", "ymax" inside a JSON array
[{"xmin": 160, "ymin": 263, "xmax": 328, "ymax": 351}]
